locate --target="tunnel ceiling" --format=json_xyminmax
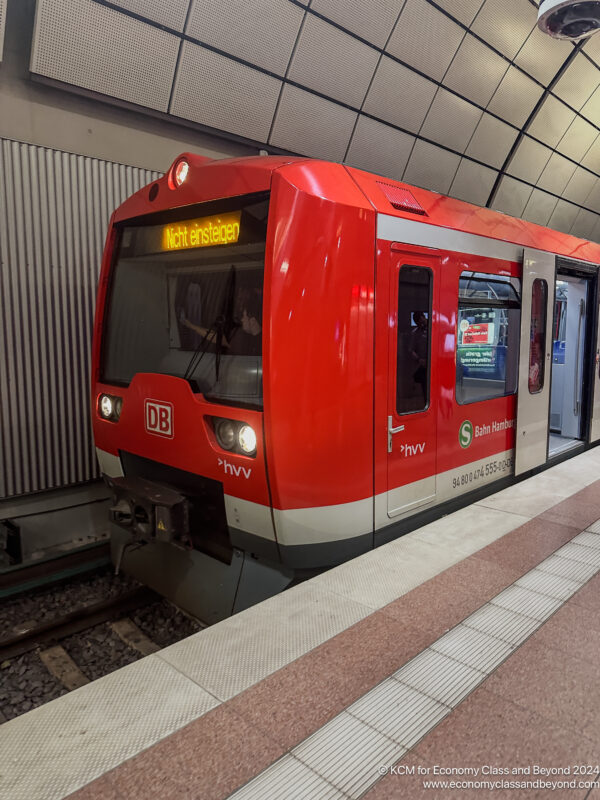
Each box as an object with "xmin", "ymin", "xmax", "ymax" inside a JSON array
[{"xmin": 29, "ymin": 0, "xmax": 600, "ymax": 242}]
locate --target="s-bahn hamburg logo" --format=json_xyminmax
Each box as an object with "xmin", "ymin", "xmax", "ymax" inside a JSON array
[
  {"xmin": 459, "ymin": 420, "xmax": 473, "ymax": 449},
  {"xmin": 145, "ymin": 400, "xmax": 174, "ymax": 438}
]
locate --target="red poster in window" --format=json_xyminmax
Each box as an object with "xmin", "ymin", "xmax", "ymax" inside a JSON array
[{"xmin": 463, "ymin": 323, "xmax": 489, "ymax": 344}]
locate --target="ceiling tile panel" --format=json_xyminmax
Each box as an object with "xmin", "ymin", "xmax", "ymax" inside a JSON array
[
  {"xmin": 515, "ymin": 27, "xmax": 574, "ymax": 85},
  {"xmin": 363, "ymin": 56, "xmax": 438, "ymax": 133},
  {"xmin": 449, "ymin": 159, "xmax": 496, "ymax": 206},
  {"xmin": 420, "ymin": 88, "xmax": 482, "ymax": 153},
  {"xmin": 433, "ymin": 0, "xmax": 484, "ymax": 26},
  {"xmin": 553, "ymin": 54, "xmax": 600, "ymax": 111},
  {"xmin": 471, "ymin": 0, "xmax": 537, "ymax": 60},
  {"xmin": 345, "ymin": 116, "xmax": 415, "ymax": 181},
  {"xmin": 506, "ymin": 137, "xmax": 552, "ymax": 184},
  {"xmin": 287, "ymin": 14, "xmax": 379, "ymax": 108},
  {"xmin": 269, "ymin": 84, "xmax": 357, "ymax": 161},
  {"xmin": 591, "ymin": 216, "xmax": 600, "ymax": 244},
  {"xmin": 557, "ymin": 117, "xmax": 599, "ymax": 162},
  {"xmin": 30, "ymin": 0, "xmax": 179, "ymax": 112},
  {"xmin": 570, "ymin": 208, "xmax": 599, "ymax": 239},
  {"xmin": 563, "ymin": 167, "xmax": 598, "ymax": 206},
  {"xmin": 548, "ymin": 199, "xmax": 580, "ymax": 234},
  {"xmin": 466, "ymin": 113, "xmax": 518, "ymax": 169},
  {"xmin": 491, "ymin": 176, "xmax": 533, "ymax": 218},
  {"xmin": 527, "ymin": 95, "xmax": 576, "ymax": 149},
  {"xmin": 386, "ymin": 0, "xmax": 464, "ymax": 82},
  {"xmin": 487, "ymin": 67, "xmax": 543, "ymax": 128},
  {"xmin": 581, "ymin": 86, "xmax": 600, "ymax": 127},
  {"xmin": 170, "ymin": 43, "xmax": 281, "ymax": 142},
  {"xmin": 582, "ymin": 136, "xmax": 600, "ymax": 172},
  {"xmin": 537, "ymin": 152, "xmax": 577, "ymax": 195},
  {"xmin": 403, "ymin": 139, "xmax": 460, "ymax": 195},
  {"xmin": 186, "ymin": 0, "xmax": 304, "ymax": 77},
  {"xmin": 309, "ymin": 0, "xmax": 405, "ymax": 49},
  {"xmin": 443, "ymin": 34, "xmax": 508, "ymax": 107},
  {"xmin": 585, "ymin": 34, "xmax": 600, "ymax": 67},
  {"xmin": 587, "ymin": 181, "xmax": 600, "ymax": 213},
  {"xmin": 522, "ymin": 188, "xmax": 558, "ymax": 227},
  {"xmin": 109, "ymin": 0, "xmax": 189, "ymax": 30}
]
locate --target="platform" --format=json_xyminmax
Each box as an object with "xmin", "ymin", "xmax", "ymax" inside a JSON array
[{"xmin": 2, "ymin": 448, "xmax": 600, "ymax": 800}]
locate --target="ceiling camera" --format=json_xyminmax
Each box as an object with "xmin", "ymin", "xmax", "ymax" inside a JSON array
[{"xmin": 538, "ymin": 0, "xmax": 600, "ymax": 39}]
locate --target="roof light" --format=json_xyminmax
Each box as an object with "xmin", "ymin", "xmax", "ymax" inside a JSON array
[{"xmin": 173, "ymin": 159, "xmax": 189, "ymax": 187}]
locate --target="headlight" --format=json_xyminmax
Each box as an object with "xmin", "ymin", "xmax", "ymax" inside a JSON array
[
  {"xmin": 238, "ymin": 425, "xmax": 257, "ymax": 455},
  {"xmin": 215, "ymin": 419, "xmax": 236, "ymax": 450},
  {"xmin": 100, "ymin": 395, "xmax": 113, "ymax": 419},
  {"xmin": 209, "ymin": 417, "xmax": 258, "ymax": 457},
  {"xmin": 98, "ymin": 393, "xmax": 123, "ymax": 422}
]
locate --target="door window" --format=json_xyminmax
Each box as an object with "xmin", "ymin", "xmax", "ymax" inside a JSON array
[
  {"xmin": 529, "ymin": 278, "xmax": 547, "ymax": 394},
  {"xmin": 396, "ymin": 266, "xmax": 432, "ymax": 414}
]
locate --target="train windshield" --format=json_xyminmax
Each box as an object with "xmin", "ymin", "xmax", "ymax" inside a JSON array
[{"xmin": 101, "ymin": 194, "xmax": 268, "ymax": 408}]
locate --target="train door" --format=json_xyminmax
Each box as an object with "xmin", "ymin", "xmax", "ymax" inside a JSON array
[
  {"xmin": 515, "ymin": 249, "xmax": 555, "ymax": 475},
  {"xmin": 549, "ymin": 273, "xmax": 590, "ymax": 456},
  {"xmin": 384, "ymin": 247, "xmax": 439, "ymax": 517}
]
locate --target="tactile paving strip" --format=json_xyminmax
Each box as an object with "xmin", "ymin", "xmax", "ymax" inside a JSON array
[
  {"xmin": 515, "ymin": 569, "xmax": 581, "ymax": 601},
  {"xmin": 429, "ymin": 624, "xmax": 514, "ymax": 673},
  {"xmin": 463, "ymin": 603, "xmax": 541, "ymax": 646},
  {"xmin": 490, "ymin": 584, "xmax": 563, "ymax": 620},
  {"xmin": 585, "ymin": 519, "xmax": 600, "ymax": 534},
  {"xmin": 535, "ymin": 553, "xmax": 599, "ymax": 583},
  {"xmin": 293, "ymin": 712, "xmax": 404, "ymax": 799},
  {"xmin": 229, "ymin": 528, "xmax": 600, "ymax": 799},
  {"xmin": 555, "ymin": 540, "xmax": 600, "ymax": 567},
  {"xmin": 229, "ymin": 755, "xmax": 345, "ymax": 800},
  {"xmin": 347, "ymin": 680, "xmax": 450, "ymax": 750},
  {"xmin": 394, "ymin": 649, "xmax": 486, "ymax": 707}
]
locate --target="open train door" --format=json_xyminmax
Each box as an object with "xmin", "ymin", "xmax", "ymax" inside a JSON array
[{"xmin": 515, "ymin": 248, "xmax": 556, "ymax": 475}]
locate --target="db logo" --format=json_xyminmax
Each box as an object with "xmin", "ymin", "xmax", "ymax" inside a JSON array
[{"xmin": 145, "ymin": 400, "xmax": 174, "ymax": 438}]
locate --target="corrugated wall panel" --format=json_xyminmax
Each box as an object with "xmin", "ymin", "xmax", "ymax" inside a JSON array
[
  {"xmin": 0, "ymin": 138, "xmax": 160, "ymax": 498},
  {"xmin": 0, "ymin": 0, "xmax": 6, "ymax": 62}
]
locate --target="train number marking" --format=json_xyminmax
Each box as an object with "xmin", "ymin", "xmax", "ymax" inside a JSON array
[
  {"xmin": 218, "ymin": 458, "xmax": 252, "ymax": 479},
  {"xmin": 145, "ymin": 400, "xmax": 174, "ymax": 438}
]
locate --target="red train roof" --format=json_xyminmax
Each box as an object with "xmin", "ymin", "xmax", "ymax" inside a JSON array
[{"xmin": 114, "ymin": 153, "xmax": 600, "ymax": 265}]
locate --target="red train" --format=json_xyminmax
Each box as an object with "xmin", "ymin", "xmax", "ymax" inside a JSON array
[{"xmin": 92, "ymin": 153, "xmax": 600, "ymax": 621}]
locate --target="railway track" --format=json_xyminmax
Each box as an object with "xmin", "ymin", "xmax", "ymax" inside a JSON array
[
  {"xmin": 0, "ymin": 586, "xmax": 157, "ymax": 661},
  {"xmin": 0, "ymin": 542, "xmax": 112, "ymax": 600},
  {"xmin": 0, "ymin": 568, "xmax": 204, "ymax": 721}
]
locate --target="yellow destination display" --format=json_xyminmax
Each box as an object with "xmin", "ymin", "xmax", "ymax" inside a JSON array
[{"xmin": 162, "ymin": 211, "xmax": 241, "ymax": 251}]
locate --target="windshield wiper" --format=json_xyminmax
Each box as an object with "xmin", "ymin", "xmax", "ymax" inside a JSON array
[
  {"xmin": 214, "ymin": 265, "xmax": 238, "ymax": 382},
  {"xmin": 183, "ymin": 316, "xmax": 221, "ymax": 383},
  {"xmin": 183, "ymin": 265, "xmax": 238, "ymax": 385}
]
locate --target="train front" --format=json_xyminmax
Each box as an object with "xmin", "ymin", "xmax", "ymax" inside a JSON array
[{"xmin": 91, "ymin": 154, "xmax": 293, "ymax": 623}]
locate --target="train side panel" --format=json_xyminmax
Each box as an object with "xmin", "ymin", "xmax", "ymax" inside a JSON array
[{"xmin": 265, "ymin": 164, "xmax": 376, "ymax": 565}]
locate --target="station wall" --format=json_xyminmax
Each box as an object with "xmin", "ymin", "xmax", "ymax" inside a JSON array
[
  {"xmin": 0, "ymin": 0, "xmax": 251, "ymax": 501},
  {"xmin": 0, "ymin": 138, "xmax": 160, "ymax": 498}
]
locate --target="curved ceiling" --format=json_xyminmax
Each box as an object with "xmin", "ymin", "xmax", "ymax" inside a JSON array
[{"xmin": 30, "ymin": 0, "xmax": 600, "ymax": 241}]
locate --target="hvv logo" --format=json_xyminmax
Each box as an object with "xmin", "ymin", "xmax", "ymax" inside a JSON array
[
  {"xmin": 218, "ymin": 458, "xmax": 252, "ymax": 479},
  {"xmin": 145, "ymin": 400, "xmax": 174, "ymax": 438}
]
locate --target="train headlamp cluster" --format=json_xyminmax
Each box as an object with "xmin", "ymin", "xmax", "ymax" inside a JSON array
[
  {"xmin": 98, "ymin": 393, "xmax": 123, "ymax": 422},
  {"xmin": 212, "ymin": 417, "xmax": 257, "ymax": 456}
]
